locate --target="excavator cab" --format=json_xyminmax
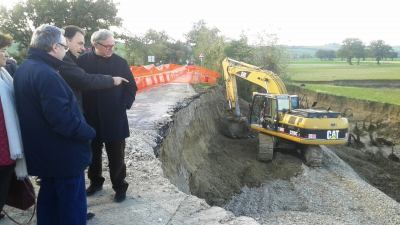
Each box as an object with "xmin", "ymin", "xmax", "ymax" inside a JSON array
[
  {"xmin": 250, "ymin": 94, "xmax": 276, "ymax": 130},
  {"xmin": 250, "ymin": 93, "xmax": 291, "ymax": 131}
]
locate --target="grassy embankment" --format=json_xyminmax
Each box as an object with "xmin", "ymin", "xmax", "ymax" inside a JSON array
[{"xmin": 287, "ymin": 60, "xmax": 400, "ymax": 105}]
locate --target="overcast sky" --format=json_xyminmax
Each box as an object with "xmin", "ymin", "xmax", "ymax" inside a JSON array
[{"xmin": 2, "ymin": 0, "xmax": 400, "ymax": 46}]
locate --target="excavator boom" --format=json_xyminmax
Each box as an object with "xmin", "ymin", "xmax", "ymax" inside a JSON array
[{"xmin": 222, "ymin": 58, "xmax": 287, "ymax": 116}]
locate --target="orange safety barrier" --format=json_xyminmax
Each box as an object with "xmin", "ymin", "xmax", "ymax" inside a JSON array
[{"xmin": 130, "ymin": 64, "xmax": 220, "ymax": 92}]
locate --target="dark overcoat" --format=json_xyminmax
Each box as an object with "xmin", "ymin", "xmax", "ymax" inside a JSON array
[
  {"xmin": 60, "ymin": 51, "xmax": 114, "ymax": 109},
  {"xmin": 77, "ymin": 51, "xmax": 137, "ymax": 142},
  {"xmin": 14, "ymin": 48, "xmax": 95, "ymax": 178}
]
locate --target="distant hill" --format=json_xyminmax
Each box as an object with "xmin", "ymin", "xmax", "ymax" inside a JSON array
[
  {"xmin": 286, "ymin": 44, "xmax": 400, "ymax": 59},
  {"xmin": 286, "ymin": 43, "xmax": 341, "ymax": 59}
]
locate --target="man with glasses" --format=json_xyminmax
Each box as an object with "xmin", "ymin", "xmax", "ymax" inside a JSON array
[
  {"xmin": 78, "ymin": 29, "xmax": 137, "ymax": 203},
  {"xmin": 60, "ymin": 25, "xmax": 128, "ymax": 110},
  {"xmin": 14, "ymin": 24, "xmax": 95, "ymax": 225}
]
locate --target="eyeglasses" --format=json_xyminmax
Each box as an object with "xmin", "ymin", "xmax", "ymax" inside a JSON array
[
  {"xmin": 96, "ymin": 42, "xmax": 115, "ymax": 50},
  {"xmin": 57, "ymin": 43, "xmax": 69, "ymax": 51}
]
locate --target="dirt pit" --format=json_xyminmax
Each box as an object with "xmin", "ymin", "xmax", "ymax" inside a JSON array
[
  {"xmin": 159, "ymin": 87, "xmax": 303, "ymax": 206},
  {"xmin": 159, "ymin": 86, "xmax": 400, "ymax": 224}
]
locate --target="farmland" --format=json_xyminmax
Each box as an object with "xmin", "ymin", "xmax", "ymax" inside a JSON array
[
  {"xmin": 288, "ymin": 60, "xmax": 400, "ymax": 81},
  {"xmin": 287, "ymin": 60, "xmax": 400, "ymax": 104}
]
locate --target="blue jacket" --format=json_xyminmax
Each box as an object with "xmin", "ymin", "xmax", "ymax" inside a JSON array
[{"xmin": 14, "ymin": 48, "xmax": 96, "ymax": 178}]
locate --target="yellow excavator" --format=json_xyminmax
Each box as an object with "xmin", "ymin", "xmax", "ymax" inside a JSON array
[{"xmin": 222, "ymin": 58, "xmax": 349, "ymax": 166}]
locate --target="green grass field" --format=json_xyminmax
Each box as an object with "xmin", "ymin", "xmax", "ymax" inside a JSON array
[
  {"xmin": 297, "ymin": 84, "xmax": 400, "ymax": 105},
  {"xmin": 288, "ymin": 60, "xmax": 400, "ymax": 81},
  {"xmin": 288, "ymin": 60, "xmax": 400, "ymax": 105}
]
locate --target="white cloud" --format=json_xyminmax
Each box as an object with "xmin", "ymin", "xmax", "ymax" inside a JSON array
[
  {"xmin": 2, "ymin": 0, "xmax": 399, "ymax": 45},
  {"xmin": 117, "ymin": 0, "xmax": 400, "ymax": 45}
]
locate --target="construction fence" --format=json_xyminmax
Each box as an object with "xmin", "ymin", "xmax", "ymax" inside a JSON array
[{"xmin": 130, "ymin": 64, "xmax": 220, "ymax": 92}]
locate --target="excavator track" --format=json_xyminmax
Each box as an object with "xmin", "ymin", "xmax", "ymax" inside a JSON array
[{"xmin": 257, "ymin": 134, "xmax": 274, "ymax": 162}]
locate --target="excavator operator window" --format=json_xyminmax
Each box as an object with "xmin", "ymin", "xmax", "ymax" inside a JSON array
[
  {"xmin": 277, "ymin": 96, "xmax": 290, "ymax": 112},
  {"xmin": 261, "ymin": 97, "xmax": 275, "ymax": 129},
  {"xmin": 263, "ymin": 99, "xmax": 272, "ymax": 118},
  {"xmin": 290, "ymin": 95, "xmax": 299, "ymax": 109},
  {"xmin": 250, "ymin": 95, "xmax": 264, "ymax": 125},
  {"xmin": 250, "ymin": 95, "xmax": 277, "ymax": 130}
]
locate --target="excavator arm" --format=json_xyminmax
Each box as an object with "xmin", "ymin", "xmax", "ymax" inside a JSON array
[{"xmin": 222, "ymin": 57, "xmax": 287, "ymax": 116}]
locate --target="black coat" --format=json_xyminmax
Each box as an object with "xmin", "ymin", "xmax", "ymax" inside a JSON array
[
  {"xmin": 14, "ymin": 48, "xmax": 95, "ymax": 177},
  {"xmin": 77, "ymin": 51, "xmax": 137, "ymax": 142},
  {"xmin": 5, "ymin": 59, "xmax": 17, "ymax": 76},
  {"xmin": 60, "ymin": 51, "xmax": 114, "ymax": 109}
]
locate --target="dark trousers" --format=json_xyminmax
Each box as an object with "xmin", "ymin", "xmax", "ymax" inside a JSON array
[
  {"xmin": 88, "ymin": 139, "xmax": 128, "ymax": 193},
  {"xmin": 37, "ymin": 172, "xmax": 86, "ymax": 225},
  {"xmin": 0, "ymin": 165, "xmax": 14, "ymax": 211}
]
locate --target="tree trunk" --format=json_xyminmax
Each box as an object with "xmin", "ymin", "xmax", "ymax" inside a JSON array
[{"xmin": 347, "ymin": 57, "xmax": 353, "ymax": 65}]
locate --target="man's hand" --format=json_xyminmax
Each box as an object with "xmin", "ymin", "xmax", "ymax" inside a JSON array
[{"xmin": 113, "ymin": 77, "xmax": 129, "ymax": 86}]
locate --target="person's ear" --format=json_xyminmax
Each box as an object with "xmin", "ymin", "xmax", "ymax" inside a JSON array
[
  {"xmin": 52, "ymin": 43, "xmax": 58, "ymax": 51},
  {"xmin": 50, "ymin": 43, "xmax": 59, "ymax": 54}
]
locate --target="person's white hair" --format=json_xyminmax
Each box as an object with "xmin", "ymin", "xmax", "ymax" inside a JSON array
[
  {"xmin": 30, "ymin": 24, "xmax": 64, "ymax": 52},
  {"xmin": 91, "ymin": 29, "xmax": 114, "ymax": 45}
]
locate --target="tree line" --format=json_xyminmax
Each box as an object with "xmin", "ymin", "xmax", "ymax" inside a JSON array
[
  {"xmin": 0, "ymin": 0, "xmax": 288, "ymax": 76},
  {"xmin": 1, "ymin": 0, "xmax": 290, "ymax": 102},
  {"xmin": 0, "ymin": 0, "xmax": 121, "ymax": 59},
  {"xmin": 315, "ymin": 38, "xmax": 398, "ymax": 64},
  {"xmin": 119, "ymin": 23, "xmax": 288, "ymax": 101}
]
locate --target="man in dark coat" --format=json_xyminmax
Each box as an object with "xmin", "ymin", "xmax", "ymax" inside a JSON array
[
  {"xmin": 62, "ymin": 25, "xmax": 129, "ymax": 221},
  {"xmin": 77, "ymin": 29, "xmax": 137, "ymax": 203},
  {"xmin": 61, "ymin": 25, "xmax": 128, "ymax": 109},
  {"xmin": 14, "ymin": 24, "xmax": 95, "ymax": 225}
]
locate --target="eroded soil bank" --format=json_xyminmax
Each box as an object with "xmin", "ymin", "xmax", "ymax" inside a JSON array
[
  {"xmin": 292, "ymin": 80, "xmax": 400, "ymax": 88},
  {"xmin": 160, "ymin": 85, "xmax": 400, "ymax": 224},
  {"xmin": 160, "ymin": 87, "xmax": 303, "ymax": 206},
  {"xmin": 288, "ymin": 84, "xmax": 400, "ymax": 141}
]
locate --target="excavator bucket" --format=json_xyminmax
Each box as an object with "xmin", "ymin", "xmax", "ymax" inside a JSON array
[{"xmin": 220, "ymin": 116, "xmax": 250, "ymax": 139}]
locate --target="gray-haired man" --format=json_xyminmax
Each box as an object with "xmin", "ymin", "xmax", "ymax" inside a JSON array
[
  {"xmin": 14, "ymin": 24, "xmax": 94, "ymax": 225},
  {"xmin": 60, "ymin": 25, "xmax": 128, "ymax": 110},
  {"xmin": 78, "ymin": 29, "xmax": 137, "ymax": 203}
]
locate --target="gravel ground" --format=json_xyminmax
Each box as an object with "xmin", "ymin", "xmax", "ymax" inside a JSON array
[{"xmin": 226, "ymin": 146, "xmax": 400, "ymax": 225}]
